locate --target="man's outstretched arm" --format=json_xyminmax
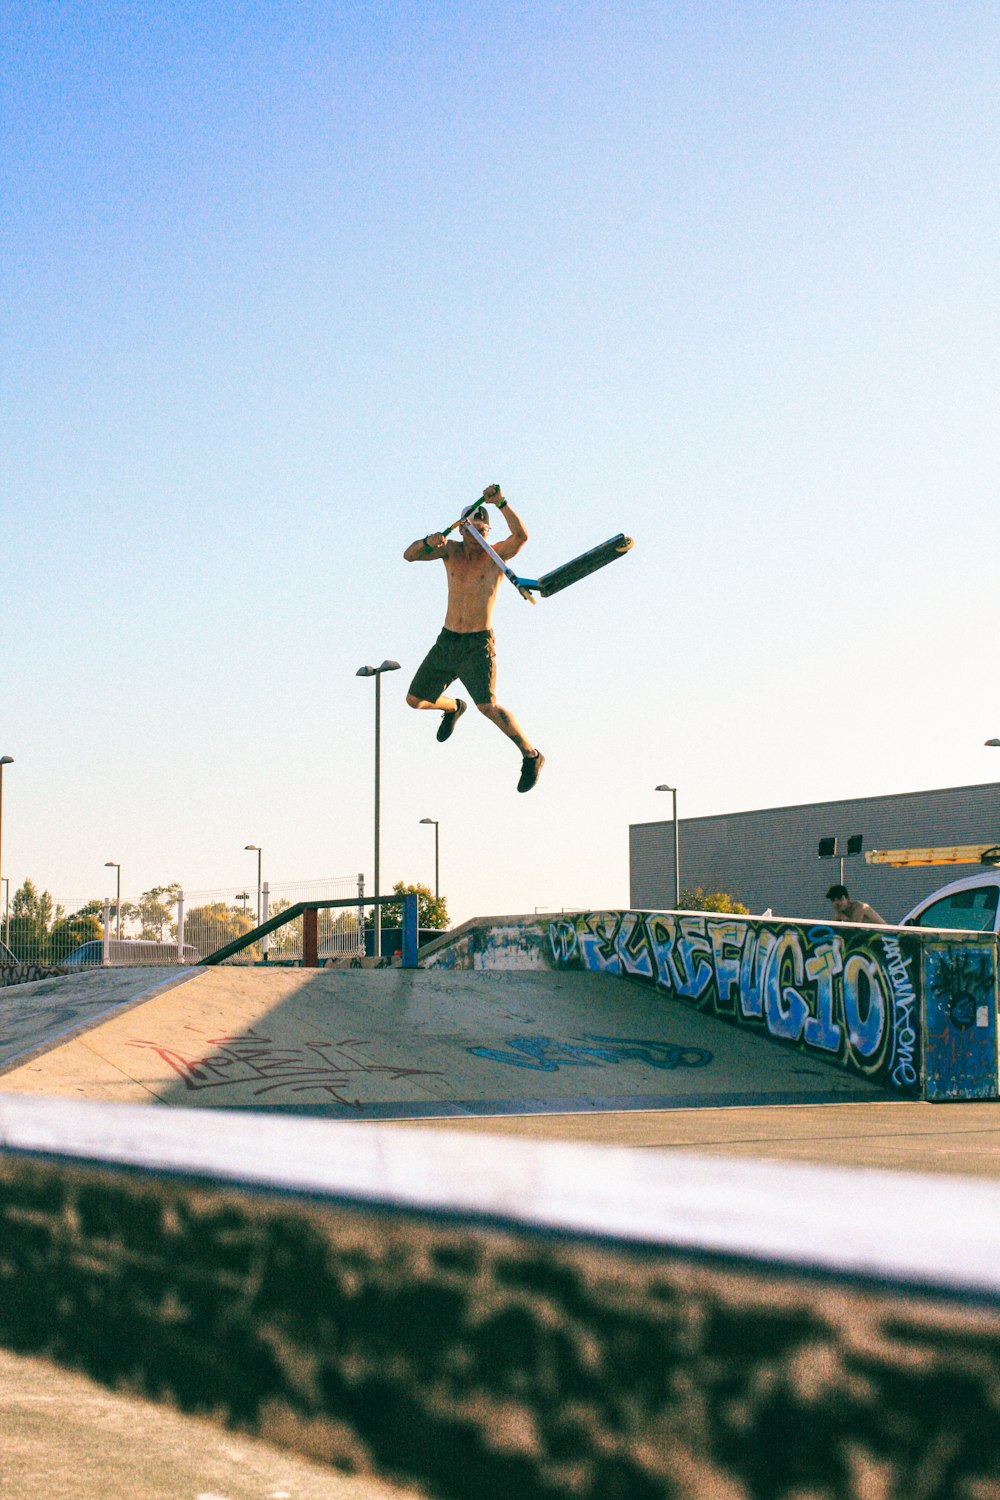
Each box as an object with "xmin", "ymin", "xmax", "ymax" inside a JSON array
[{"xmin": 403, "ymin": 531, "xmax": 447, "ymax": 562}]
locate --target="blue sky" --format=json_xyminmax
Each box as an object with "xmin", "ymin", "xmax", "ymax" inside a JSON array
[{"xmin": 3, "ymin": 1, "xmax": 999, "ymax": 923}]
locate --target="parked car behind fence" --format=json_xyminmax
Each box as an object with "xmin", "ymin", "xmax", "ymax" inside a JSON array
[{"xmin": 60, "ymin": 939, "xmax": 202, "ymax": 969}]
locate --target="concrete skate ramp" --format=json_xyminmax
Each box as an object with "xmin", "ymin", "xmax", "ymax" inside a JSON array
[
  {"xmin": 0, "ymin": 968, "xmax": 199, "ymax": 1074},
  {"xmin": 0, "ymin": 965, "xmax": 885, "ymax": 1117}
]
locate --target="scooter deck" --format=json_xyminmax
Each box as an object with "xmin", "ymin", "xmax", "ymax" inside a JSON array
[{"xmin": 526, "ymin": 534, "xmax": 633, "ymax": 598}]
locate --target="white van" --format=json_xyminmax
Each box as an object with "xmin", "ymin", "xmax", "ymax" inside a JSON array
[
  {"xmin": 901, "ymin": 871, "xmax": 1000, "ymax": 935},
  {"xmin": 61, "ymin": 939, "xmax": 201, "ymax": 969}
]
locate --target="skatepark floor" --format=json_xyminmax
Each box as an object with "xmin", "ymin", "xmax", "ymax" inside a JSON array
[
  {"xmin": 379, "ymin": 1098, "xmax": 1000, "ymax": 1178},
  {"xmin": 0, "ymin": 1345, "xmax": 429, "ymax": 1500}
]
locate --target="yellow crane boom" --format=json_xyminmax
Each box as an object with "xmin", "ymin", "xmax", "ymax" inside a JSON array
[{"xmin": 865, "ymin": 845, "xmax": 1000, "ymax": 868}]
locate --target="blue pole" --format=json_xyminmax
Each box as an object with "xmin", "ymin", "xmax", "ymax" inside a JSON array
[{"xmin": 401, "ymin": 892, "xmax": 418, "ymax": 969}]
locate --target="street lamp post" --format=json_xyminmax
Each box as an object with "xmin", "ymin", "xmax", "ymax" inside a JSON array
[
  {"xmin": 244, "ymin": 844, "xmax": 263, "ymax": 926},
  {"xmin": 357, "ymin": 660, "xmax": 401, "ymax": 959},
  {"xmin": 655, "ymin": 784, "xmax": 681, "ymax": 909},
  {"xmin": 104, "ymin": 861, "xmax": 122, "ymax": 939},
  {"xmin": 419, "ymin": 818, "xmax": 440, "ymax": 902}
]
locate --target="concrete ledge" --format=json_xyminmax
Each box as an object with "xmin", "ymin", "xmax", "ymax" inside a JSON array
[
  {"xmin": 3, "ymin": 1096, "xmax": 1000, "ymax": 1496},
  {"xmin": 4, "ymin": 1092, "xmax": 1000, "ymax": 1294}
]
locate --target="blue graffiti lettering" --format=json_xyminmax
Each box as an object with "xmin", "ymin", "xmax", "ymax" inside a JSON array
[
  {"xmin": 466, "ymin": 1034, "xmax": 713, "ymax": 1072},
  {"xmin": 645, "ymin": 914, "xmax": 686, "ymax": 993},
  {"xmin": 545, "ymin": 910, "xmax": 928, "ymax": 1095},
  {"xmin": 843, "ymin": 953, "xmax": 887, "ymax": 1059},
  {"xmin": 577, "ymin": 912, "xmax": 622, "ymax": 975},
  {"xmin": 548, "ymin": 919, "xmax": 579, "ymax": 964},
  {"xmin": 739, "ymin": 927, "xmax": 774, "ymax": 1019},
  {"xmin": 764, "ymin": 929, "xmax": 810, "ymax": 1041},
  {"xmin": 802, "ymin": 941, "xmax": 844, "ymax": 1053},
  {"xmin": 616, "ymin": 911, "xmax": 655, "ymax": 980},
  {"xmin": 708, "ymin": 920, "xmax": 745, "ymax": 1011},
  {"xmin": 674, "ymin": 917, "xmax": 714, "ymax": 1000}
]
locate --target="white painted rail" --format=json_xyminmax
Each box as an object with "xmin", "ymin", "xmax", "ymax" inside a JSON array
[{"xmin": 2, "ymin": 1092, "xmax": 1000, "ymax": 1300}]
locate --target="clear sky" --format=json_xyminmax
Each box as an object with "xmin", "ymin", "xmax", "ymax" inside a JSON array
[{"xmin": 3, "ymin": 1, "xmax": 999, "ymax": 923}]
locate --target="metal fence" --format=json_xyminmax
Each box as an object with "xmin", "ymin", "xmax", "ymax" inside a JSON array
[{"xmin": 2, "ymin": 876, "xmax": 369, "ymax": 969}]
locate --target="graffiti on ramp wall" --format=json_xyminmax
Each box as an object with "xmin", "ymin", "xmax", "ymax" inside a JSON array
[
  {"xmin": 126, "ymin": 1028, "xmax": 444, "ymax": 1107},
  {"xmin": 467, "ymin": 1035, "xmax": 712, "ymax": 1073},
  {"xmin": 547, "ymin": 911, "xmax": 932, "ymax": 1095}
]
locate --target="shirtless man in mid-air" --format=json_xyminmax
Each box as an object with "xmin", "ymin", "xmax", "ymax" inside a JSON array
[{"xmin": 404, "ymin": 484, "xmax": 544, "ymax": 793}]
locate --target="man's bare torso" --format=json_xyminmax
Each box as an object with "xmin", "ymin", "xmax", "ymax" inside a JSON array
[{"xmin": 442, "ymin": 540, "xmax": 504, "ymax": 632}]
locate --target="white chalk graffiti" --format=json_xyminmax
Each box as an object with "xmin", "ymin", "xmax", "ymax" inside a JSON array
[{"xmin": 880, "ymin": 934, "xmax": 920, "ymax": 1088}]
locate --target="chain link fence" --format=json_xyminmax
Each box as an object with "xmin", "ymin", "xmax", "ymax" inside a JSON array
[{"xmin": 1, "ymin": 876, "xmax": 369, "ymax": 969}]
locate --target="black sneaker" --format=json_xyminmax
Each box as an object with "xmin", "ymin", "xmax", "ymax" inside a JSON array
[
  {"xmin": 517, "ymin": 750, "xmax": 544, "ymax": 792},
  {"xmin": 436, "ymin": 698, "xmax": 467, "ymax": 742}
]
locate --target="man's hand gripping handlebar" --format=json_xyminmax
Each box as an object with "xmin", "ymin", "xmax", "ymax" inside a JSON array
[{"xmin": 441, "ymin": 482, "xmax": 506, "ymax": 539}]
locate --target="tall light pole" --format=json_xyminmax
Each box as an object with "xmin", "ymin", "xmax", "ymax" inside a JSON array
[
  {"xmin": 0, "ymin": 757, "xmax": 12, "ymax": 947},
  {"xmin": 419, "ymin": 818, "xmax": 440, "ymax": 902},
  {"xmin": 244, "ymin": 844, "xmax": 262, "ymax": 925},
  {"xmin": 104, "ymin": 861, "xmax": 122, "ymax": 939},
  {"xmin": 357, "ymin": 660, "xmax": 401, "ymax": 959},
  {"xmin": 655, "ymin": 784, "xmax": 681, "ymax": 909}
]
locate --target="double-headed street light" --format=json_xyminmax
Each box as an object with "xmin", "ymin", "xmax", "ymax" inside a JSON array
[
  {"xmin": 357, "ymin": 660, "xmax": 401, "ymax": 959},
  {"xmin": 419, "ymin": 818, "xmax": 440, "ymax": 902},
  {"xmin": 655, "ymin": 784, "xmax": 681, "ymax": 909},
  {"xmin": 104, "ymin": 861, "xmax": 122, "ymax": 939},
  {"xmin": 244, "ymin": 844, "xmax": 263, "ymax": 926}
]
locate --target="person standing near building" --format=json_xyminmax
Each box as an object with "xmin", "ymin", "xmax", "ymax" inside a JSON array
[{"xmin": 826, "ymin": 884, "xmax": 886, "ymax": 924}]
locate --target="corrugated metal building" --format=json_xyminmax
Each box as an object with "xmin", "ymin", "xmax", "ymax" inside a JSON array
[{"xmin": 630, "ymin": 781, "xmax": 1000, "ymax": 924}]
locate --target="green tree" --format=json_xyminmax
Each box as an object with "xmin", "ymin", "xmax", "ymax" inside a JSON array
[
  {"xmin": 48, "ymin": 911, "xmax": 103, "ymax": 963},
  {"xmin": 5, "ymin": 881, "xmax": 106, "ymax": 964},
  {"xmin": 137, "ymin": 884, "xmax": 182, "ymax": 941},
  {"xmin": 366, "ymin": 881, "xmax": 449, "ymax": 931},
  {"xmin": 7, "ymin": 879, "xmax": 55, "ymax": 962},
  {"xmin": 73, "ymin": 899, "xmax": 105, "ymax": 920},
  {"xmin": 183, "ymin": 902, "xmax": 256, "ymax": 959},
  {"xmin": 678, "ymin": 886, "xmax": 748, "ymax": 915}
]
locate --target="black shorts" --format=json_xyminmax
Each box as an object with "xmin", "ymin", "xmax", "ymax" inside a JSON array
[{"xmin": 409, "ymin": 628, "xmax": 496, "ymax": 706}]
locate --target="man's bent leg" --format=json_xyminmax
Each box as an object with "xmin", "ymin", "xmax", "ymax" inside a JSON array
[
  {"xmin": 476, "ymin": 701, "xmax": 533, "ymax": 754},
  {"xmin": 407, "ymin": 690, "xmax": 468, "ymax": 742},
  {"xmin": 408, "ymin": 630, "xmax": 460, "ymax": 709},
  {"xmin": 478, "ymin": 703, "xmax": 545, "ymax": 791},
  {"xmin": 406, "ymin": 692, "xmax": 462, "ymax": 713}
]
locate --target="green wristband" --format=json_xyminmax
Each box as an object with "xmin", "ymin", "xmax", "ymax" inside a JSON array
[{"xmin": 496, "ymin": 497, "xmax": 507, "ymax": 509}]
